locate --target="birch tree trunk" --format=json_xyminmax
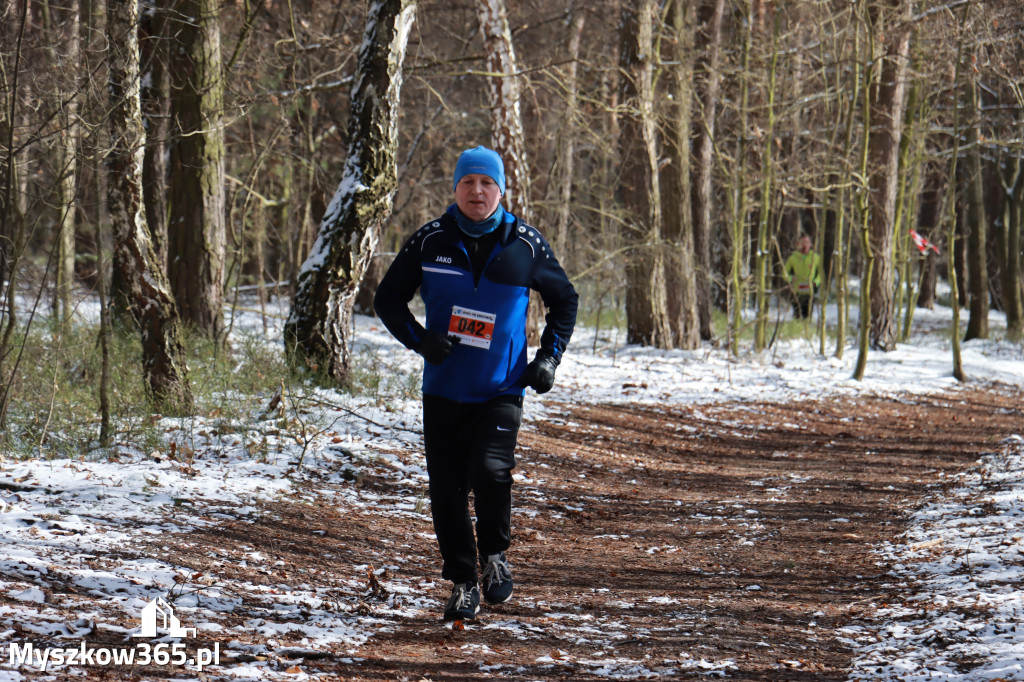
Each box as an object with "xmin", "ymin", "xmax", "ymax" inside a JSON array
[
  {"xmin": 866, "ymin": 0, "xmax": 911, "ymax": 352},
  {"xmin": 285, "ymin": 0, "xmax": 417, "ymax": 384},
  {"xmin": 618, "ymin": 0, "xmax": 670, "ymax": 348},
  {"xmin": 107, "ymin": 0, "xmax": 191, "ymax": 409},
  {"xmin": 690, "ymin": 0, "xmax": 725, "ymax": 341},
  {"xmin": 166, "ymin": 0, "xmax": 226, "ymax": 339},
  {"xmin": 477, "ymin": 0, "xmax": 531, "ymax": 222}
]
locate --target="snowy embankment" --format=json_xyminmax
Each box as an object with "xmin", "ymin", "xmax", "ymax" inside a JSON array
[{"xmin": 1, "ymin": 300, "xmax": 1023, "ymax": 680}]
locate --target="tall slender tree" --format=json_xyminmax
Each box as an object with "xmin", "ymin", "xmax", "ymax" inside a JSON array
[
  {"xmin": 547, "ymin": 7, "xmax": 585, "ymax": 260},
  {"xmin": 690, "ymin": 0, "xmax": 725, "ymax": 342},
  {"xmin": 47, "ymin": 0, "xmax": 81, "ymax": 339},
  {"xmin": 753, "ymin": 10, "xmax": 779, "ymax": 352},
  {"xmin": 285, "ymin": 0, "xmax": 417, "ymax": 384},
  {"xmin": 963, "ymin": 62, "xmax": 988, "ymax": 340}
]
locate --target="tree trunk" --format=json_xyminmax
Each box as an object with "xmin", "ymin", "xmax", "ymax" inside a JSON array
[
  {"xmin": 852, "ymin": 2, "xmax": 876, "ymax": 380},
  {"xmin": 618, "ymin": 0, "xmax": 670, "ymax": 348},
  {"xmin": 1, "ymin": 0, "xmax": 28, "ymax": 337},
  {"xmin": 915, "ymin": 170, "xmax": 943, "ymax": 309},
  {"xmin": 46, "ymin": 0, "xmax": 81, "ymax": 339},
  {"xmin": 141, "ymin": 0, "xmax": 170, "ymax": 267},
  {"xmin": 727, "ymin": 2, "xmax": 754, "ymax": 356},
  {"xmin": 167, "ymin": 0, "xmax": 226, "ymax": 339},
  {"xmin": 107, "ymin": 0, "xmax": 192, "ymax": 409},
  {"xmin": 866, "ymin": 0, "xmax": 911, "ymax": 352},
  {"xmin": 832, "ymin": 14, "xmax": 866, "ymax": 360},
  {"xmin": 690, "ymin": 0, "xmax": 725, "ymax": 341},
  {"xmin": 963, "ymin": 72, "xmax": 988, "ymax": 340},
  {"xmin": 753, "ymin": 16, "xmax": 779, "ymax": 351},
  {"xmin": 0, "ymin": 0, "xmax": 30, "ymax": 427},
  {"xmin": 998, "ymin": 144, "xmax": 1023, "ymax": 340},
  {"xmin": 897, "ymin": 76, "xmax": 926, "ymax": 342},
  {"xmin": 661, "ymin": 0, "xmax": 699, "ymax": 350},
  {"xmin": 548, "ymin": 9, "xmax": 585, "ymax": 261},
  {"xmin": 477, "ymin": 0, "xmax": 543, "ymax": 345},
  {"xmin": 944, "ymin": 7, "xmax": 970, "ymax": 383},
  {"xmin": 477, "ymin": 0, "xmax": 531, "ymax": 222},
  {"xmin": 285, "ymin": 0, "xmax": 417, "ymax": 384}
]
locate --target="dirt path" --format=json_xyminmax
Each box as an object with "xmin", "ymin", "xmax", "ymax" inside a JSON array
[
  {"xmin": 8, "ymin": 388, "xmax": 1022, "ymax": 680},
  {"xmin": 221, "ymin": 388, "xmax": 1024, "ymax": 679}
]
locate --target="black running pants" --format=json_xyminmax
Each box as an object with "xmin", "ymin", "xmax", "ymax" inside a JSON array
[{"xmin": 422, "ymin": 394, "xmax": 522, "ymax": 584}]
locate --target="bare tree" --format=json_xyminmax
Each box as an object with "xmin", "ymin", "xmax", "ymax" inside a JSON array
[
  {"xmin": 285, "ymin": 0, "xmax": 417, "ymax": 384},
  {"xmin": 107, "ymin": 0, "xmax": 192, "ymax": 409}
]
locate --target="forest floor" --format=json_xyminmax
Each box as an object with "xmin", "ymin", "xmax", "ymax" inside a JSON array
[{"xmin": 5, "ymin": 386, "xmax": 1022, "ymax": 681}]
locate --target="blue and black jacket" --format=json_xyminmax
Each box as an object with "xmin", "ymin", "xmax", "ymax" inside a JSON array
[{"xmin": 374, "ymin": 208, "xmax": 578, "ymax": 403}]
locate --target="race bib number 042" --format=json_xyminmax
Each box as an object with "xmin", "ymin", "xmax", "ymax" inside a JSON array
[{"xmin": 448, "ymin": 306, "xmax": 496, "ymax": 349}]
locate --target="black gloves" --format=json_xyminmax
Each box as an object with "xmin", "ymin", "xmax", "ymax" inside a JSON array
[
  {"xmin": 520, "ymin": 350, "xmax": 558, "ymax": 394},
  {"xmin": 415, "ymin": 332, "xmax": 460, "ymax": 365}
]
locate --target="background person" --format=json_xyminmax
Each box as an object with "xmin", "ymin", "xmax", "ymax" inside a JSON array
[
  {"xmin": 373, "ymin": 146, "xmax": 578, "ymax": 621},
  {"xmin": 783, "ymin": 233, "xmax": 822, "ymax": 320}
]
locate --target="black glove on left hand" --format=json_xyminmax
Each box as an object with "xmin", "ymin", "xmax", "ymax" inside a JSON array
[{"xmin": 520, "ymin": 351, "xmax": 558, "ymax": 394}]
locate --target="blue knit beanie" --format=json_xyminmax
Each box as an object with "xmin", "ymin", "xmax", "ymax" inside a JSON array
[{"xmin": 453, "ymin": 146, "xmax": 505, "ymax": 195}]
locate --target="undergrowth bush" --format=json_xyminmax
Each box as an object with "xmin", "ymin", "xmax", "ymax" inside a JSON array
[{"xmin": 0, "ymin": 320, "xmax": 299, "ymax": 460}]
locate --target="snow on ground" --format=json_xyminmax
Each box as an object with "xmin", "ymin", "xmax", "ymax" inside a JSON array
[
  {"xmin": 1, "ymin": 297, "xmax": 1023, "ymax": 679},
  {"xmin": 842, "ymin": 435, "xmax": 1024, "ymax": 681}
]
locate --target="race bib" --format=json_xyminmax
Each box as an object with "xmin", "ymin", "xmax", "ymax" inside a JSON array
[
  {"xmin": 448, "ymin": 306, "xmax": 496, "ymax": 349},
  {"xmin": 797, "ymin": 283, "xmax": 811, "ymax": 292}
]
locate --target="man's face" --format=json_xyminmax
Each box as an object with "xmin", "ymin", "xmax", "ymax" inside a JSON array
[
  {"xmin": 798, "ymin": 236, "xmax": 812, "ymax": 254},
  {"xmin": 455, "ymin": 173, "xmax": 502, "ymax": 223}
]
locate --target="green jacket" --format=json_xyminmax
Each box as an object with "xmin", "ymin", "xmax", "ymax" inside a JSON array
[{"xmin": 783, "ymin": 250, "xmax": 822, "ymax": 294}]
